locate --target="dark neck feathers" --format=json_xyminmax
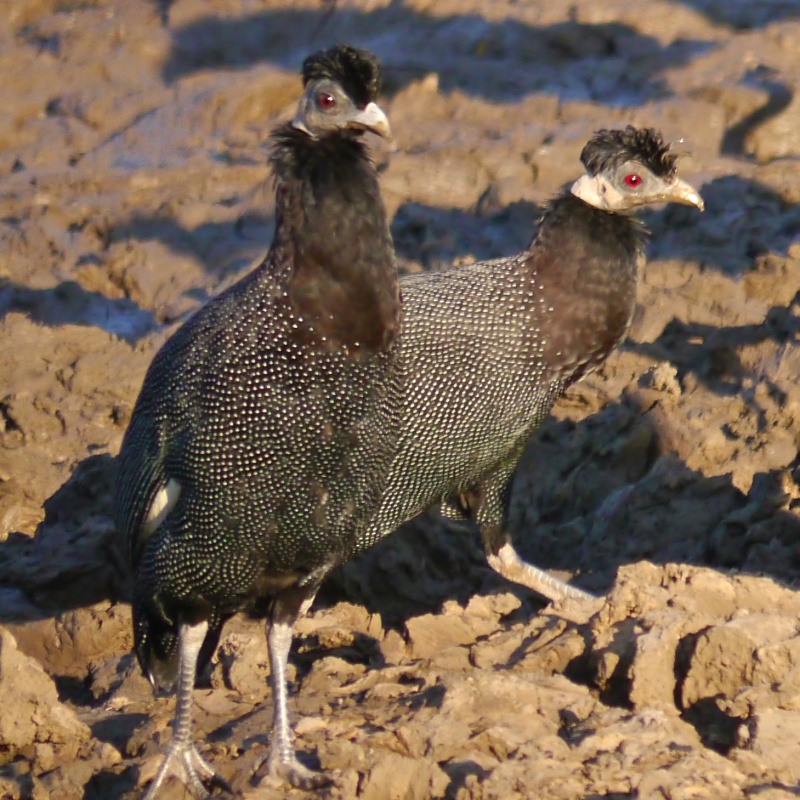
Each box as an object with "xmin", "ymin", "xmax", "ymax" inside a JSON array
[
  {"xmin": 533, "ymin": 192, "xmax": 648, "ymax": 267},
  {"xmin": 525, "ymin": 192, "xmax": 647, "ymax": 381},
  {"xmin": 268, "ymin": 124, "xmax": 399, "ymax": 353}
]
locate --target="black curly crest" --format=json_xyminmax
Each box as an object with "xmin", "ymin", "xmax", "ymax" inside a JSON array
[
  {"xmin": 302, "ymin": 44, "xmax": 381, "ymax": 110},
  {"xmin": 580, "ymin": 126, "xmax": 677, "ymax": 179}
]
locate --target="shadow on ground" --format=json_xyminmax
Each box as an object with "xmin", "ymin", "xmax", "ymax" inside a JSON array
[
  {"xmin": 161, "ymin": 3, "xmax": 714, "ymax": 107},
  {"xmin": 673, "ymin": 0, "xmax": 799, "ymax": 30}
]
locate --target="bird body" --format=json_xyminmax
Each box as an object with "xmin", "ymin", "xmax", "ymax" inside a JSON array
[
  {"xmin": 115, "ymin": 113, "xmax": 703, "ymax": 797},
  {"xmin": 354, "ymin": 128, "xmax": 703, "ymax": 597},
  {"xmin": 121, "ymin": 128, "xmax": 401, "ymax": 597},
  {"xmin": 367, "ymin": 205, "xmax": 636, "ymax": 540},
  {"xmin": 114, "ymin": 45, "xmax": 400, "ymax": 796}
]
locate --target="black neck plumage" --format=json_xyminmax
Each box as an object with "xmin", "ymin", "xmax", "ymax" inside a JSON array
[
  {"xmin": 267, "ymin": 124, "xmax": 400, "ymax": 354},
  {"xmin": 534, "ymin": 191, "xmax": 648, "ymax": 266}
]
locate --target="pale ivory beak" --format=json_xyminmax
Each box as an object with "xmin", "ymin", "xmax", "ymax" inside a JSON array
[
  {"xmin": 350, "ymin": 101, "xmax": 391, "ymax": 138},
  {"xmin": 664, "ymin": 176, "xmax": 704, "ymax": 211}
]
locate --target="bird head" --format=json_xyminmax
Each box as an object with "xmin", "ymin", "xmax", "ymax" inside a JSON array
[
  {"xmin": 570, "ymin": 126, "xmax": 704, "ymax": 213},
  {"xmin": 292, "ymin": 44, "xmax": 391, "ymax": 140}
]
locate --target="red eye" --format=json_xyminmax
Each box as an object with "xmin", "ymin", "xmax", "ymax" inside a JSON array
[
  {"xmin": 624, "ymin": 174, "xmax": 642, "ymax": 187},
  {"xmin": 316, "ymin": 92, "xmax": 336, "ymax": 110}
]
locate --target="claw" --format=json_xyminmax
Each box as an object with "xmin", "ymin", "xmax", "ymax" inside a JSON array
[
  {"xmin": 262, "ymin": 749, "xmax": 332, "ymax": 790},
  {"xmin": 143, "ymin": 739, "xmax": 232, "ymax": 799}
]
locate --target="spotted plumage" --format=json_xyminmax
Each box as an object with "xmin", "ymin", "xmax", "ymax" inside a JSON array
[
  {"xmin": 353, "ymin": 127, "xmax": 703, "ymax": 600},
  {"xmin": 114, "ymin": 45, "xmax": 400, "ymax": 797}
]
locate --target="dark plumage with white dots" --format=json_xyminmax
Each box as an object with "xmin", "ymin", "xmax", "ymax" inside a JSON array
[
  {"xmin": 114, "ymin": 45, "xmax": 401, "ymax": 797},
  {"xmin": 354, "ymin": 126, "xmax": 704, "ymax": 601}
]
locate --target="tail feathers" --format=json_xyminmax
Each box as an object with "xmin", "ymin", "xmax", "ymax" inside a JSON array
[{"xmin": 134, "ymin": 599, "xmax": 228, "ymax": 693}]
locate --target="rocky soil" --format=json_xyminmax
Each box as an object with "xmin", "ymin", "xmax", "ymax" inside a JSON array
[{"xmin": 1, "ymin": 0, "xmax": 800, "ymax": 798}]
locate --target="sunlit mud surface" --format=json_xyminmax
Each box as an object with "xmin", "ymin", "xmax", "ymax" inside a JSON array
[{"xmin": 1, "ymin": 1, "xmax": 800, "ymax": 797}]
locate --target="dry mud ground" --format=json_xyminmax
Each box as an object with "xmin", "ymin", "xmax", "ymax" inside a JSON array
[{"xmin": 1, "ymin": 0, "xmax": 800, "ymax": 798}]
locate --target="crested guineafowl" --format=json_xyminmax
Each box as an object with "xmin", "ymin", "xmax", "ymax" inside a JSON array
[
  {"xmin": 356, "ymin": 126, "xmax": 704, "ymax": 602},
  {"xmin": 114, "ymin": 45, "xmax": 401, "ymax": 797}
]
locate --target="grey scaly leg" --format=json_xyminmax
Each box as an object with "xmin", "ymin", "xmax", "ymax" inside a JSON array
[
  {"xmin": 467, "ymin": 474, "xmax": 597, "ymax": 604},
  {"xmin": 440, "ymin": 503, "xmax": 595, "ymax": 602},
  {"xmin": 263, "ymin": 593, "xmax": 330, "ymax": 789},
  {"xmin": 486, "ymin": 541, "xmax": 596, "ymax": 602},
  {"xmin": 144, "ymin": 620, "xmax": 231, "ymax": 799}
]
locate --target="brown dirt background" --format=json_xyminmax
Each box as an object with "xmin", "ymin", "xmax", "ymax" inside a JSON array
[{"xmin": 2, "ymin": 0, "xmax": 800, "ymax": 798}]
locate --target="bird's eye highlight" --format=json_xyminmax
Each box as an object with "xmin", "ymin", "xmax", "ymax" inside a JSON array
[
  {"xmin": 624, "ymin": 174, "xmax": 642, "ymax": 187},
  {"xmin": 316, "ymin": 92, "xmax": 336, "ymax": 110}
]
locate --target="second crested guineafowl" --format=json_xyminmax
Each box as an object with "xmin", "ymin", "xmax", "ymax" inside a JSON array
[
  {"xmin": 114, "ymin": 46, "xmax": 400, "ymax": 797},
  {"xmin": 354, "ymin": 127, "xmax": 704, "ymax": 602}
]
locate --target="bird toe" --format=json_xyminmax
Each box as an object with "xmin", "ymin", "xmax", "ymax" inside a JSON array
[
  {"xmin": 257, "ymin": 751, "xmax": 332, "ymax": 790},
  {"xmin": 143, "ymin": 740, "xmax": 230, "ymax": 800},
  {"xmin": 284, "ymin": 762, "xmax": 332, "ymax": 791}
]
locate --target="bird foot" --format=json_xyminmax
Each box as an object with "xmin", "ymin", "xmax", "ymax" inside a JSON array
[
  {"xmin": 487, "ymin": 542, "xmax": 597, "ymax": 604},
  {"xmin": 143, "ymin": 739, "xmax": 232, "ymax": 800},
  {"xmin": 259, "ymin": 750, "xmax": 332, "ymax": 790}
]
